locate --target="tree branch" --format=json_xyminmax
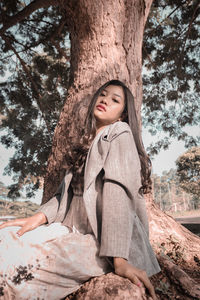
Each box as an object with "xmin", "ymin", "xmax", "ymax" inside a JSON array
[
  {"xmin": 51, "ymin": 41, "xmax": 70, "ymax": 60},
  {"xmin": 0, "ymin": 0, "xmax": 59, "ymax": 35},
  {"xmin": 49, "ymin": 17, "xmax": 70, "ymax": 60},
  {"xmin": 3, "ymin": 34, "xmax": 52, "ymax": 135},
  {"xmin": 2, "ymin": 47, "xmax": 37, "ymax": 61},
  {"xmin": 179, "ymin": 2, "xmax": 200, "ymax": 69},
  {"xmin": 4, "ymin": 33, "xmax": 28, "ymax": 49},
  {"xmin": 142, "ymin": 46, "xmax": 157, "ymax": 69},
  {"xmin": 145, "ymin": 1, "xmax": 187, "ymax": 42},
  {"xmin": 164, "ymin": 1, "xmax": 187, "ymax": 20}
]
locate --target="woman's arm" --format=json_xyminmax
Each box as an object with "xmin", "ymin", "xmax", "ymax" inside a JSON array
[
  {"xmin": 99, "ymin": 130, "xmax": 141, "ymax": 258},
  {"xmin": 0, "ymin": 178, "xmax": 65, "ymax": 235},
  {"xmin": 113, "ymin": 257, "xmax": 157, "ymax": 300},
  {"xmin": 99, "ymin": 128, "xmax": 157, "ymax": 299},
  {"xmin": 36, "ymin": 176, "xmax": 66, "ymax": 224},
  {"xmin": 100, "ymin": 178, "xmax": 157, "ymax": 299},
  {"xmin": 0, "ymin": 212, "xmax": 47, "ymax": 236}
]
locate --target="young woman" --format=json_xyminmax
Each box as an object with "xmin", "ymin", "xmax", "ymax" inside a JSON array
[{"xmin": 0, "ymin": 80, "xmax": 160, "ymax": 300}]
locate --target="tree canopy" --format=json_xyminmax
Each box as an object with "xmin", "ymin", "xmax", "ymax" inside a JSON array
[
  {"xmin": 0, "ymin": 0, "xmax": 70, "ymax": 197},
  {"xmin": 142, "ymin": 0, "xmax": 200, "ymax": 156},
  {"xmin": 176, "ymin": 146, "xmax": 200, "ymax": 203},
  {"xmin": 0, "ymin": 0, "xmax": 199, "ymax": 197}
]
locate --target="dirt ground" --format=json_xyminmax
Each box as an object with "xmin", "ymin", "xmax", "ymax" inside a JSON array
[{"xmin": 168, "ymin": 209, "xmax": 200, "ymax": 219}]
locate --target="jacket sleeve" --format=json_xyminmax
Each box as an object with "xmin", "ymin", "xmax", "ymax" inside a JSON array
[
  {"xmin": 36, "ymin": 179, "xmax": 64, "ymax": 224},
  {"xmin": 99, "ymin": 130, "xmax": 143, "ymax": 259}
]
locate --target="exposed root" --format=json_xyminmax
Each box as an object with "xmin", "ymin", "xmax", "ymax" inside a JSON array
[{"xmin": 158, "ymin": 255, "xmax": 200, "ymax": 299}]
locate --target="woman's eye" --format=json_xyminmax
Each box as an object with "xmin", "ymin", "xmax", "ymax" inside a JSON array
[
  {"xmin": 113, "ymin": 99, "xmax": 119, "ymax": 103},
  {"xmin": 100, "ymin": 93, "xmax": 106, "ymax": 96}
]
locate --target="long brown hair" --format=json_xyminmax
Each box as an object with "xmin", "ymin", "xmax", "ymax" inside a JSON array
[{"xmin": 64, "ymin": 80, "xmax": 152, "ymax": 193}]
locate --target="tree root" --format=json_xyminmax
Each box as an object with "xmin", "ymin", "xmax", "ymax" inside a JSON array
[
  {"xmin": 158, "ymin": 255, "xmax": 200, "ymax": 299},
  {"xmin": 65, "ymin": 272, "xmax": 151, "ymax": 299}
]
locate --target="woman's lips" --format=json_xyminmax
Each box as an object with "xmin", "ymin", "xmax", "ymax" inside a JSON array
[{"xmin": 96, "ymin": 105, "xmax": 106, "ymax": 112}]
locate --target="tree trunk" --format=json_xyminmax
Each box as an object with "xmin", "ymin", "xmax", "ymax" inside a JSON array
[
  {"xmin": 42, "ymin": 0, "xmax": 152, "ymax": 203},
  {"xmin": 42, "ymin": 0, "xmax": 200, "ymax": 299}
]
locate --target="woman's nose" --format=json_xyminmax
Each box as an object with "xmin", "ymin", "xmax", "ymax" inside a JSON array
[{"xmin": 100, "ymin": 97, "xmax": 108, "ymax": 105}]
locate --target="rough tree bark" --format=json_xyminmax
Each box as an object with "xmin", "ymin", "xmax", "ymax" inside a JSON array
[
  {"xmin": 40, "ymin": 0, "xmax": 200, "ymax": 299},
  {"xmin": 42, "ymin": 0, "xmax": 152, "ymax": 202}
]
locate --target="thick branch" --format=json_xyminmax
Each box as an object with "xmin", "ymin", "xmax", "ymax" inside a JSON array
[{"xmin": 0, "ymin": 0, "xmax": 58, "ymax": 35}]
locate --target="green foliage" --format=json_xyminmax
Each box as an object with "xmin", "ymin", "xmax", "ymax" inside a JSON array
[
  {"xmin": 143, "ymin": 0, "xmax": 200, "ymax": 155},
  {"xmin": 152, "ymin": 168, "xmax": 195, "ymax": 211},
  {"xmin": 0, "ymin": 180, "xmax": 26, "ymax": 201},
  {"xmin": 0, "ymin": 53, "xmax": 70, "ymax": 198},
  {"xmin": 176, "ymin": 147, "xmax": 200, "ymax": 201},
  {"xmin": 0, "ymin": 0, "xmax": 70, "ymax": 198}
]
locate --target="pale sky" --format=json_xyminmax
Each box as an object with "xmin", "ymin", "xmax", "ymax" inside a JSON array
[{"xmin": 142, "ymin": 128, "xmax": 189, "ymax": 175}]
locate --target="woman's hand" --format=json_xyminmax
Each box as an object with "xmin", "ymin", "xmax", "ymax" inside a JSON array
[
  {"xmin": 0, "ymin": 212, "xmax": 47, "ymax": 237},
  {"xmin": 114, "ymin": 257, "xmax": 157, "ymax": 300}
]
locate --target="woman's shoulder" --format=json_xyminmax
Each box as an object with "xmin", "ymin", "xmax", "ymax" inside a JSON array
[{"xmin": 104, "ymin": 121, "xmax": 132, "ymax": 142}]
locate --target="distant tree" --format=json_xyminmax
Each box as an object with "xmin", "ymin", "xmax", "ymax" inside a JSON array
[
  {"xmin": 152, "ymin": 168, "xmax": 193, "ymax": 211},
  {"xmin": 176, "ymin": 146, "xmax": 200, "ymax": 208},
  {"xmin": 152, "ymin": 173, "xmax": 170, "ymax": 210},
  {"xmin": 0, "ymin": 181, "xmax": 8, "ymax": 200}
]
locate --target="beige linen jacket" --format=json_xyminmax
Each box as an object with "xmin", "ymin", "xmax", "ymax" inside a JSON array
[{"xmin": 38, "ymin": 121, "xmax": 160, "ymax": 276}]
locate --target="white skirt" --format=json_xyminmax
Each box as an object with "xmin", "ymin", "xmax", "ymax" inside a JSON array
[{"xmin": 0, "ymin": 223, "xmax": 110, "ymax": 300}]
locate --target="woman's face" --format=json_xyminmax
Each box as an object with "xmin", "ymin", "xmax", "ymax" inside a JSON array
[{"xmin": 93, "ymin": 85, "xmax": 125, "ymax": 130}]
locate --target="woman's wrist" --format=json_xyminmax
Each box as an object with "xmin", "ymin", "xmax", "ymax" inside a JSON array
[
  {"xmin": 113, "ymin": 257, "xmax": 156, "ymax": 299},
  {"xmin": 113, "ymin": 257, "xmax": 126, "ymax": 267},
  {"xmin": 35, "ymin": 212, "xmax": 48, "ymax": 224},
  {"xmin": 113, "ymin": 257, "xmax": 139, "ymax": 279},
  {"xmin": 113, "ymin": 257, "xmax": 128, "ymax": 275}
]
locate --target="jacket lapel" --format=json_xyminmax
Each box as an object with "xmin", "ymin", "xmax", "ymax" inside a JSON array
[
  {"xmin": 83, "ymin": 126, "xmax": 111, "ymax": 238},
  {"xmin": 84, "ymin": 126, "xmax": 110, "ymax": 190}
]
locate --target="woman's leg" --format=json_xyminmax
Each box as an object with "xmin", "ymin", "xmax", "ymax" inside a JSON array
[{"xmin": 0, "ymin": 223, "xmax": 110, "ymax": 300}]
